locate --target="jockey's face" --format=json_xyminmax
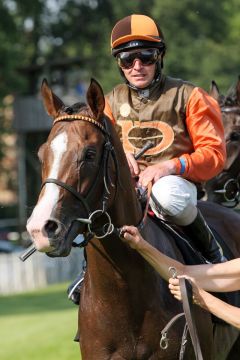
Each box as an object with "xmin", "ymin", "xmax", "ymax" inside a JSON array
[{"xmin": 118, "ymin": 48, "xmax": 160, "ymax": 89}]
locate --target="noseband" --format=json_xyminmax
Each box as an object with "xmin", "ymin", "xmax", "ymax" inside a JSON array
[
  {"xmin": 41, "ymin": 114, "xmax": 120, "ymax": 240},
  {"xmin": 221, "ymin": 106, "xmax": 240, "ymax": 115}
]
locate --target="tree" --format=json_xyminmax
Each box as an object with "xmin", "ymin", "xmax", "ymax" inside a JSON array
[{"xmin": 150, "ymin": 0, "xmax": 238, "ymax": 92}]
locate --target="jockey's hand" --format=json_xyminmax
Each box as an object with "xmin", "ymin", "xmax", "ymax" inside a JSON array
[
  {"xmin": 120, "ymin": 225, "xmax": 144, "ymax": 250},
  {"xmin": 138, "ymin": 160, "xmax": 176, "ymax": 188},
  {"xmin": 125, "ymin": 152, "xmax": 140, "ymax": 177}
]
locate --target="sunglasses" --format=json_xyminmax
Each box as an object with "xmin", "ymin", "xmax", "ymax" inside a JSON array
[{"xmin": 116, "ymin": 49, "xmax": 160, "ymax": 69}]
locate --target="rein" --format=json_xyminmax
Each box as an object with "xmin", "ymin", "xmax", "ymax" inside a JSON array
[{"xmin": 160, "ymin": 268, "xmax": 204, "ymax": 360}]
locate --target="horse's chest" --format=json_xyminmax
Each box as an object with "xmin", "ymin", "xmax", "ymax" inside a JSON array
[{"xmin": 79, "ymin": 294, "xmax": 180, "ymax": 359}]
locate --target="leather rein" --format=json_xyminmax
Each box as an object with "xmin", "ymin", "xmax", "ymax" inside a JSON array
[{"xmin": 160, "ymin": 267, "xmax": 204, "ymax": 360}]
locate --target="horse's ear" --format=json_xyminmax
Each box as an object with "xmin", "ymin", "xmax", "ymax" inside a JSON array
[
  {"xmin": 86, "ymin": 78, "xmax": 105, "ymax": 120},
  {"xmin": 209, "ymin": 80, "xmax": 220, "ymax": 101},
  {"xmin": 236, "ymin": 75, "xmax": 240, "ymax": 105},
  {"xmin": 41, "ymin": 78, "xmax": 65, "ymax": 118}
]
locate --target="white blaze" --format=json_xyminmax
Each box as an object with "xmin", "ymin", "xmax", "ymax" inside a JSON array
[
  {"xmin": 26, "ymin": 132, "xmax": 68, "ymax": 250},
  {"xmin": 34, "ymin": 131, "xmax": 68, "ymax": 219}
]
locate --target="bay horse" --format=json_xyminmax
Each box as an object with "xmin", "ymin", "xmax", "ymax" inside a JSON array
[
  {"xmin": 27, "ymin": 78, "xmax": 240, "ymax": 359},
  {"xmin": 203, "ymin": 77, "xmax": 240, "ymax": 207}
]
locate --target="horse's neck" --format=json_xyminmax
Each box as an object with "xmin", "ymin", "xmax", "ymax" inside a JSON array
[
  {"xmin": 86, "ymin": 180, "xmax": 143, "ymax": 285},
  {"xmin": 110, "ymin": 182, "xmax": 142, "ymax": 227}
]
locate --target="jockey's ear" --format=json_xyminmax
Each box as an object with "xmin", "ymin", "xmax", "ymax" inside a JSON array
[
  {"xmin": 41, "ymin": 78, "xmax": 65, "ymax": 118},
  {"xmin": 86, "ymin": 78, "xmax": 105, "ymax": 121},
  {"xmin": 209, "ymin": 80, "xmax": 220, "ymax": 101}
]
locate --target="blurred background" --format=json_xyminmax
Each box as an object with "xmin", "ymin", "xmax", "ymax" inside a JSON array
[{"xmin": 0, "ymin": 0, "xmax": 239, "ymax": 358}]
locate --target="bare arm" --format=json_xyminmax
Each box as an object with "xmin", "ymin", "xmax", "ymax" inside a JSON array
[
  {"xmin": 122, "ymin": 225, "xmax": 185, "ymax": 281},
  {"xmin": 169, "ymin": 278, "xmax": 240, "ymax": 329},
  {"xmin": 122, "ymin": 226, "xmax": 240, "ymax": 291},
  {"xmin": 185, "ymin": 260, "xmax": 240, "ymax": 292},
  {"xmin": 197, "ymin": 289, "xmax": 240, "ymax": 329}
]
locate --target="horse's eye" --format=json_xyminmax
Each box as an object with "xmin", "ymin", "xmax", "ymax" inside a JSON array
[
  {"xmin": 225, "ymin": 97, "xmax": 234, "ymax": 106},
  {"xmin": 84, "ymin": 148, "xmax": 96, "ymax": 161}
]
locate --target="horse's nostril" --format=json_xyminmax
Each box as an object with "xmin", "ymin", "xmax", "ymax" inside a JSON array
[{"xmin": 44, "ymin": 219, "xmax": 61, "ymax": 238}]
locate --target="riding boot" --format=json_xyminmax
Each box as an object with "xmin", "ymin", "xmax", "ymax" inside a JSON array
[
  {"xmin": 182, "ymin": 210, "xmax": 225, "ymax": 263},
  {"xmin": 67, "ymin": 260, "xmax": 86, "ymax": 305}
]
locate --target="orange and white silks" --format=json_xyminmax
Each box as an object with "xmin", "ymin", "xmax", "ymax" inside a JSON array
[{"xmin": 104, "ymin": 76, "xmax": 226, "ymax": 183}]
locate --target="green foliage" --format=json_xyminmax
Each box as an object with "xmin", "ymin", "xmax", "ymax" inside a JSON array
[
  {"xmin": 0, "ymin": 283, "xmax": 81, "ymax": 360},
  {"xmin": 0, "ymin": 0, "xmax": 239, "ymax": 97},
  {"xmin": 0, "ymin": 1, "xmax": 239, "ymax": 208},
  {"xmin": 149, "ymin": 0, "xmax": 238, "ymax": 92}
]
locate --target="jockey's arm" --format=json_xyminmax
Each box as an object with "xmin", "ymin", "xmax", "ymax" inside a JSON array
[
  {"xmin": 175, "ymin": 88, "xmax": 226, "ymax": 183},
  {"xmin": 104, "ymin": 90, "xmax": 226, "ymax": 185}
]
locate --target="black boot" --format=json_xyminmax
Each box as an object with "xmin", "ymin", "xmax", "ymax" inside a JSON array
[
  {"xmin": 183, "ymin": 210, "xmax": 225, "ymax": 263},
  {"xmin": 67, "ymin": 260, "xmax": 86, "ymax": 305}
]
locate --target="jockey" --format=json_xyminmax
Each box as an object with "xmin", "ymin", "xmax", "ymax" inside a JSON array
[
  {"xmin": 105, "ymin": 14, "xmax": 226, "ymax": 262},
  {"xmin": 68, "ymin": 14, "xmax": 226, "ymax": 305}
]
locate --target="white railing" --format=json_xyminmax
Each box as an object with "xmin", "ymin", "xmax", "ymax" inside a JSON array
[{"xmin": 0, "ymin": 248, "xmax": 84, "ymax": 295}]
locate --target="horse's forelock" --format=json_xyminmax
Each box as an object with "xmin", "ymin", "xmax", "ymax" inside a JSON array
[{"xmin": 61, "ymin": 103, "xmax": 90, "ymax": 115}]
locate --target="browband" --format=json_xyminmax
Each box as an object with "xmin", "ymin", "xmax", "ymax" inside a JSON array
[{"xmin": 53, "ymin": 114, "xmax": 105, "ymax": 132}]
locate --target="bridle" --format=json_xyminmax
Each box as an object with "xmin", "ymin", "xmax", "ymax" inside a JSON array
[
  {"xmin": 212, "ymin": 104, "xmax": 240, "ymax": 207},
  {"xmin": 19, "ymin": 113, "xmax": 145, "ymax": 261},
  {"xmin": 41, "ymin": 114, "xmax": 121, "ymax": 241},
  {"xmin": 221, "ymin": 105, "xmax": 240, "ymax": 115},
  {"xmin": 213, "ymin": 176, "xmax": 240, "ymax": 207}
]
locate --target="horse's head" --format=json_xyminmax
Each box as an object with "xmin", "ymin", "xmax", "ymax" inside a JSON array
[
  {"xmin": 205, "ymin": 77, "xmax": 240, "ymax": 206},
  {"xmin": 27, "ymin": 79, "xmax": 136, "ymax": 257},
  {"xmin": 210, "ymin": 76, "xmax": 240, "ymax": 142}
]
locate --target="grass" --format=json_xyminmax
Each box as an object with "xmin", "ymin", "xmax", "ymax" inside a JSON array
[{"xmin": 0, "ymin": 283, "xmax": 81, "ymax": 360}]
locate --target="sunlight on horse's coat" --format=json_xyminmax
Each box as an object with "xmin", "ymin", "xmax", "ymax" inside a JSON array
[{"xmin": 27, "ymin": 132, "xmax": 68, "ymax": 252}]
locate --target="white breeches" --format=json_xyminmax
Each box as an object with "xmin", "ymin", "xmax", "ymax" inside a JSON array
[{"xmin": 149, "ymin": 175, "xmax": 198, "ymax": 226}]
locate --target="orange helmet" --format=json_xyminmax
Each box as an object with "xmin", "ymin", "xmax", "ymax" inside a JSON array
[{"xmin": 111, "ymin": 14, "xmax": 166, "ymax": 56}]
